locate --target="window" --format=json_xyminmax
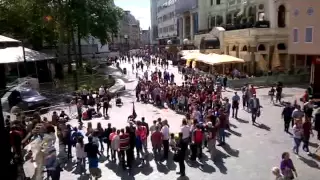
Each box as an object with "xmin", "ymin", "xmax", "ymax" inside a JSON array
[
  {"xmin": 305, "ymin": 27, "xmax": 313, "ymax": 43},
  {"xmin": 216, "ymin": 0, "xmax": 220, "ymax": 5},
  {"xmin": 210, "ymin": 0, "xmax": 213, "ymax": 6},
  {"xmin": 277, "ymin": 5, "xmax": 286, "ymax": 28},
  {"xmin": 293, "ymin": 28, "xmax": 298, "ymax": 43}
]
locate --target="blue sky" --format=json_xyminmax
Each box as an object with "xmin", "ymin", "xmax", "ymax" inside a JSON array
[{"xmin": 114, "ymin": 0, "xmax": 151, "ymax": 30}]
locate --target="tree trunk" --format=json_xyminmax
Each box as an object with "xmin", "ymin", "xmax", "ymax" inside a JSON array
[
  {"xmin": 77, "ymin": 26, "xmax": 83, "ymax": 68},
  {"xmin": 67, "ymin": 31, "xmax": 72, "ymax": 74},
  {"xmin": 66, "ymin": 8, "xmax": 72, "ymax": 74},
  {"xmin": 71, "ymin": 27, "xmax": 78, "ymax": 69}
]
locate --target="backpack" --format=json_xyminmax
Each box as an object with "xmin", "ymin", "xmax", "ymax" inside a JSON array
[{"xmin": 194, "ymin": 129, "xmax": 203, "ymax": 144}]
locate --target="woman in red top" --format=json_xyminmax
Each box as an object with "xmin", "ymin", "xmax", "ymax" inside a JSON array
[{"xmin": 250, "ymin": 85, "xmax": 256, "ymax": 95}]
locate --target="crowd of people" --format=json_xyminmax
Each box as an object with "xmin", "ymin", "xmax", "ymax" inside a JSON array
[{"xmin": 5, "ymin": 54, "xmax": 320, "ymax": 180}]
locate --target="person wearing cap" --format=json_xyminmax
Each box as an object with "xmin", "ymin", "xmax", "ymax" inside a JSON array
[{"xmin": 248, "ymin": 94, "xmax": 261, "ymax": 124}]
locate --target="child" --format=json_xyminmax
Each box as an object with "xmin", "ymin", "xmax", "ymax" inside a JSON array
[
  {"xmin": 169, "ymin": 133, "xmax": 176, "ymax": 150},
  {"xmin": 269, "ymin": 86, "xmax": 275, "ymax": 104}
]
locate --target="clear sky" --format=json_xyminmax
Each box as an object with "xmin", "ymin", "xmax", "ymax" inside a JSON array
[{"xmin": 114, "ymin": 0, "xmax": 151, "ymax": 30}]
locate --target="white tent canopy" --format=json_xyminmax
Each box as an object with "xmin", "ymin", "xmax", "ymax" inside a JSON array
[
  {"xmin": 0, "ymin": 47, "xmax": 55, "ymax": 64},
  {"xmin": 0, "ymin": 35, "xmax": 21, "ymax": 43}
]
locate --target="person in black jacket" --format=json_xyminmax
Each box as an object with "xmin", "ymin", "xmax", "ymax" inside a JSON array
[
  {"xmin": 314, "ymin": 109, "xmax": 320, "ymax": 141},
  {"xmin": 175, "ymin": 132, "xmax": 187, "ymax": 177},
  {"xmin": 282, "ymin": 103, "xmax": 293, "ymax": 132}
]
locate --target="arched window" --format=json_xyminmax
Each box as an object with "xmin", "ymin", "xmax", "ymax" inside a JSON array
[
  {"xmin": 232, "ymin": 45, "xmax": 236, "ymax": 51},
  {"xmin": 257, "ymin": 44, "xmax": 266, "ymax": 51},
  {"xmin": 277, "ymin": 43, "xmax": 286, "ymax": 50},
  {"xmin": 278, "ymin": 5, "xmax": 286, "ymax": 28},
  {"xmin": 242, "ymin": 45, "xmax": 248, "ymax": 51}
]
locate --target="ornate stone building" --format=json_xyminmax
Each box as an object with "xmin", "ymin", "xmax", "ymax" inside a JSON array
[{"xmin": 194, "ymin": 0, "xmax": 290, "ymax": 75}]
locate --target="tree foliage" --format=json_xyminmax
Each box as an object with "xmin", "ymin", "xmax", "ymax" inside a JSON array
[{"xmin": 0, "ymin": 0, "xmax": 123, "ymax": 48}]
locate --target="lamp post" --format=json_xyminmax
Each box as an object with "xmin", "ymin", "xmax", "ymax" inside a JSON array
[
  {"xmin": 124, "ymin": 34, "xmax": 129, "ymax": 57},
  {"xmin": 73, "ymin": 63, "xmax": 78, "ymax": 91}
]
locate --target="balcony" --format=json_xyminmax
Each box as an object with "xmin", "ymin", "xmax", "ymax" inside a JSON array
[
  {"xmin": 225, "ymin": 27, "xmax": 288, "ymax": 39},
  {"xmin": 175, "ymin": 0, "xmax": 198, "ymax": 15}
]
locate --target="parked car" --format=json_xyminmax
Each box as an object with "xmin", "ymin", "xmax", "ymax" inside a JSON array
[{"xmin": 1, "ymin": 87, "xmax": 50, "ymax": 112}]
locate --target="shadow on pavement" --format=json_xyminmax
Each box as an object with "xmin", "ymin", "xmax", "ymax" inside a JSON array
[
  {"xmin": 227, "ymin": 129, "xmax": 242, "ymax": 137},
  {"xmin": 235, "ymin": 118, "xmax": 249, "ymax": 124},
  {"xmin": 299, "ymin": 155, "xmax": 320, "ymax": 169},
  {"xmin": 213, "ymin": 149, "xmax": 229, "ymax": 174},
  {"xmin": 254, "ymin": 123, "xmax": 271, "ymax": 131},
  {"xmin": 221, "ymin": 143, "xmax": 240, "ymax": 157}
]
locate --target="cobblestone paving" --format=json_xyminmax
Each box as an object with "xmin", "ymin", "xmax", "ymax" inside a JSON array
[{"xmin": 24, "ymin": 60, "xmax": 320, "ymax": 180}]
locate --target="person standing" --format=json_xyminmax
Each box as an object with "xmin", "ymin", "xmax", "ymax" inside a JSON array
[
  {"xmin": 102, "ymin": 98, "xmax": 109, "ymax": 117},
  {"xmin": 248, "ymin": 94, "xmax": 261, "ymax": 124},
  {"xmin": 282, "ymin": 103, "xmax": 293, "ymax": 132},
  {"xmin": 151, "ymin": 126, "xmax": 163, "ymax": 160},
  {"xmin": 76, "ymin": 137, "xmax": 86, "ymax": 174},
  {"xmin": 104, "ymin": 123, "xmax": 112, "ymax": 158},
  {"xmin": 231, "ymin": 92, "xmax": 240, "ymax": 119},
  {"xmin": 161, "ymin": 120, "xmax": 170, "ymax": 160},
  {"xmin": 84, "ymin": 136, "xmax": 101, "ymax": 179},
  {"xmin": 119, "ymin": 128, "xmax": 131, "ymax": 170},
  {"xmin": 302, "ymin": 117, "xmax": 313, "ymax": 155},
  {"xmin": 315, "ymin": 109, "xmax": 320, "ymax": 141},
  {"xmin": 207, "ymin": 120, "xmax": 218, "ymax": 160},
  {"xmin": 291, "ymin": 106, "xmax": 304, "ymax": 127},
  {"xmin": 190, "ymin": 124, "xmax": 203, "ymax": 160},
  {"xmin": 217, "ymin": 108, "xmax": 227, "ymax": 146},
  {"xmin": 292, "ymin": 119, "xmax": 303, "ymax": 155},
  {"xmin": 175, "ymin": 132, "xmax": 187, "ymax": 177},
  {"xmin": 141, "ymin": 117, "xmax": 149, "ymax": 151}
]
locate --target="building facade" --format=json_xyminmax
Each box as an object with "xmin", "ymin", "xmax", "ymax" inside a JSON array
[
  {"xmin": 150, "ymin": 0, "xmax": 159, "ymax": 45},
  {"xmin": 175, "ymin": 0, "xmax": 199, "ymax": 43},
  {"xmin": 288, "ymin": 0, "xmax": 318, "ymax": 91},
  {"xmin": 140, "ymin": 29, "xmax": 151, "ymax": 47},
  {"xmin": 193, "ymin": 0, "xmax": 290, "ymax": 75},
  {"xmin": 111, "ymin": 11, "xmax": 140, "ymax": 51},
  {"xmin": 157, "ymin": 0, "xmax": 178, "ymax": 43}
]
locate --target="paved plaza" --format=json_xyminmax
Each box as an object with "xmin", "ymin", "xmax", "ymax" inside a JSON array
[{"xmin": 24, "ymin": 59, "xmax": 320, "ymax": 180}]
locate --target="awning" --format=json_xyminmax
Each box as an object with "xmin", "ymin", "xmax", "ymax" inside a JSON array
[
  {"xmin": 181, "ymin": 51, "xmax": 202, "ymax": 60},
  {"xmin": 196, "ymin": 53, "xmax": 245, "ymax": 65},
  {"xmin": 197, "ymin": 53, "xmax": 221, "ymax": 65},
  {"xmin": 0, "ymin": 47, "xmax": 56, "ymax": 64},
  {"xmin": 216, "ymin": 55, "xmax": 245, "ymax": 64},
  {"xmin": 0, "ymin": 35, "xmax": 21, "ymax": 43},
  {"xmin": 179, "ymin": 50, "xmax": 200, "ymax": 56}
]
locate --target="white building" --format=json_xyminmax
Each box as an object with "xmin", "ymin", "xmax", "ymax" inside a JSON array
[
  {"xmin": 157, "ymin": 0, "xmax": 178, "ymax": 40},
  {"xmin": 150, "ymin": 0, "xmax": 158, "ymax": 45}
]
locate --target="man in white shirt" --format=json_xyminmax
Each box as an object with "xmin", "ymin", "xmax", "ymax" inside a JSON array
[
  {"xmin": 161, "ymin": 120, "xmax": 170, "ymax": 160},
  {"xmin": 180, "ymin": 119, "xmax": 190, "ymax": 141}
]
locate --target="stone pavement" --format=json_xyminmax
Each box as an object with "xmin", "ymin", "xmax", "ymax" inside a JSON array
[{"xmin": 23, "ymin": 59, "xmax": 319, "ymax": 180}]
